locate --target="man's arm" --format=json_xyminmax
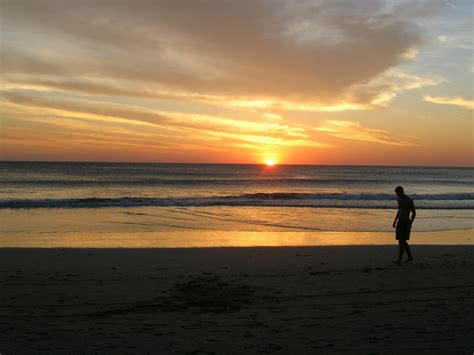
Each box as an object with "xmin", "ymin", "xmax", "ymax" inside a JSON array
[
  {"xmin": 392, "ymin": 210, "xmax": 399, "ymax": 228},
  {"xmin": 410, "ymin": 200, "xmax": 416, "ymax": 224}
]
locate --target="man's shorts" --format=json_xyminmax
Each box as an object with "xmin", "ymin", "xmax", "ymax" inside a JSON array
[{"xmin": 396, "ymin": 220, "xmax": 412, "ymax": 240}]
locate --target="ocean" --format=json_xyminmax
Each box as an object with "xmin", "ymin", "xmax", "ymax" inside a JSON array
[{"xmin": 1, "ymin": 162, "xmax": 473, "ymax": 247}]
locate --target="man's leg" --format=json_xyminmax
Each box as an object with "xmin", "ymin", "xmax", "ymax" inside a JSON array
[
  {"xmin": 393, "ymin": 240, "xmax": 404, "ymax": 265},
  {"xmin": 404, "ymin": 241, "xmax": 413, "ymax": 262}
]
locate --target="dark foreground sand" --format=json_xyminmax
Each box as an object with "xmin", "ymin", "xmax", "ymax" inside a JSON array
[{"xmin": 1, "ymin": 245, "xmax": 473, "ymax": 354}]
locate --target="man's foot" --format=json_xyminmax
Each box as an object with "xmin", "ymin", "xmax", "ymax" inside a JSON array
[
  {"xmin": 404, "ymin": 257, "xmax": 414, "ymax": 263},
  {"xmin": 392, "ymin": 260, "xmax": 402, "ymax": 265}
]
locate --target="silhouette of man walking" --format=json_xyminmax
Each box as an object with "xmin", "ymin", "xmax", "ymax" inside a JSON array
[{"xmin": 392, "ymin": 186, "xmax": 416, "ymax": 265}]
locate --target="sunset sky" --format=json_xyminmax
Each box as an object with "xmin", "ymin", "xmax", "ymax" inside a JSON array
[{"xmin": 1, "ymin": 0, "xmax": 473, "ymax": 166}]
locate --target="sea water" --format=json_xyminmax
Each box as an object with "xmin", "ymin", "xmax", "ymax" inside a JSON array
[{"xmin": 1, "ymin": 162, "xmax": 472, "ymax": 246}]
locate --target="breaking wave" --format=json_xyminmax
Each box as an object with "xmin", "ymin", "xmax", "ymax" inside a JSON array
[{"xmin": 1, "ymin": 192, "xmax": 473, "ymax": 209}]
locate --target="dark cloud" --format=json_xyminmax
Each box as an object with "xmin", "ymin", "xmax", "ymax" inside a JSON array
[{"xmin": 1, "ymin": 0, "xmax": 443, "ymax": 108}]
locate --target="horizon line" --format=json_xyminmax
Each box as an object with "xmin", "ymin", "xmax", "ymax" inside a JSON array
[{"xmin": 1, "ymin": 160, "xmax": 472, "ymax": 169}]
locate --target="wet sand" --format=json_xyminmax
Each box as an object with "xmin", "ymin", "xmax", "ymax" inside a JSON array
[{"xmin": 1, "ymin": 245, "xmax": 473, "ymax": 353}]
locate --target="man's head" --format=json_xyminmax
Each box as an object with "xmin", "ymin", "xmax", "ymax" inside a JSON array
[{"xmin": 395, "ymin": 185, "xmax": 404, "ymax": 198}]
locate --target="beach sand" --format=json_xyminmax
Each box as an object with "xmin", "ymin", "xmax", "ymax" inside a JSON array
[{"xmin": 1, "ymin": 245, "xmax": 473, "ymax": 353}]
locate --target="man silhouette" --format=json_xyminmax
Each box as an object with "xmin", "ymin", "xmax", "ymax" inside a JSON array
[{"xmin": 392, "ymin": 186, "xmax": 416, "ymax": 265}]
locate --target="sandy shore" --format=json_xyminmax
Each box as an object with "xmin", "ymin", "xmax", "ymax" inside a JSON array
[{"xmin": 1, "ymin": 245, "xmax": 473, "ymax": 353}]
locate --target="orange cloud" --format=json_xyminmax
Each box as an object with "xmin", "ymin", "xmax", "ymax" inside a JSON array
[
  {"xmin": 316, "ymin": 120, "xmax": 417, "ymax": 146},
  {"xmin": 1, "ymin": 92, "xmax": 328, "ymax": 162}
]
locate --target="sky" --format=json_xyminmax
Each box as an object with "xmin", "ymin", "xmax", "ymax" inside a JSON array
[{"xmin": 1, "ymin": 0, "xmax": 473, "ymax": 166}]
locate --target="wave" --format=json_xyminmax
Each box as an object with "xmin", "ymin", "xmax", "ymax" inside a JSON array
[
  {"xmin": 1, "ymin": 192, "xmax": 473, "ymax": 209},
  {"xmin": 241, "ymin": 192, "xmax": 474, "ymax": 200},
  {"xmin": 2, "ymin": 178, "xmax": 473, "ymax": 186}
]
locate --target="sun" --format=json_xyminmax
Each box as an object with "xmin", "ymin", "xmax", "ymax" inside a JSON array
[{"xmin": 265, "ymin": 159, "xmax": 276, "ymax": 166}]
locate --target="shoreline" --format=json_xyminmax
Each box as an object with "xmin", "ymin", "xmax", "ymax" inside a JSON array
[
  {"xmin": 1, "ymin": 245, "xmax": 473, "ymax": 353},
  {"xmin": 1, "ymin": 229, "xmax": 472, "ymax": 248}
]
